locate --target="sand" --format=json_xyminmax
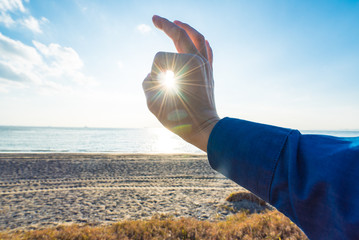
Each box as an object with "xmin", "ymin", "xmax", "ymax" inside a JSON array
[{"xmin": 0, "ymin": 153, "xmax": 268, "ymax": 231}]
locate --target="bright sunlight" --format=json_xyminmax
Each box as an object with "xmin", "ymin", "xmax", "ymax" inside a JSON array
[{"xmin": 159, "ymin": 70, "xmax": 177, "ymax": 90}]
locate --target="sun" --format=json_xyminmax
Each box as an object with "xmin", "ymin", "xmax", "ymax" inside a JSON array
[{"xmin": 159, "ymin": 70, "xmax": 177, "ymax": 90}]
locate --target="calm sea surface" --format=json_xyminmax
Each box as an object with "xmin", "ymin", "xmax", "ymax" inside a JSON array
[{"xmin": 0, "ymin": 126, "xmax": 358, "ymax": 153}]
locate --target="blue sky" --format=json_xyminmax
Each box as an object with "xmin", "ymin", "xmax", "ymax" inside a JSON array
[{"xmin": 0, "ymin": 0, "xmax": 358, "ymax": 130}]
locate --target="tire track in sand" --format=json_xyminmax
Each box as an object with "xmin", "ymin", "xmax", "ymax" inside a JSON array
[
  {"xmin": 0, "ymin": 176, "xmax": 229, "ymax": 185},
  {"xmin": 0, "ymin": 176, "xmax": 240, "ymax": 195}
]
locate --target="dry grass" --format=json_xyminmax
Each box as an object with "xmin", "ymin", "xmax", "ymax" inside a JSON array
[
  {"xmin": 0, "ymin": 210, "xmax": 307, "ymax": 240},
  {"xmin": 226, "ymin": 191, "xmax": 267, "ymax": 206},
  {"xmin": 0, "ymin": 191, "xmax": 308, "ymax": 240}
]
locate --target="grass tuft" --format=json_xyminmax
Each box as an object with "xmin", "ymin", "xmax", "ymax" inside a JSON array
[
  {"xmin": 226, "ymin": 191, "xmax": 267, "ymax": 206},
  {"xmin": 0, "ymin": 210, "xmax": 307, "ymax": 240}
]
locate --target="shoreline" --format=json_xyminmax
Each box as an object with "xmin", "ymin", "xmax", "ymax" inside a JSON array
[{"xmin": 0, "ymin": 152, "xmax": 207, "ymax": 155}]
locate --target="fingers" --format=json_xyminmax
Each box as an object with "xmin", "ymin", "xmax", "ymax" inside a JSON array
[
  {"xmin": 142, "ymin": 74, "xmax": 158, "ymax": 98},
  {"xmin": 142, "ymin": 74, "xmax": 163, "ymax": 112},
  {"xmin": 173, "ymin": 20, "xmax": 208, "ymax": 60},
  {"xmin": 152, "ymin": 15, "xmax": 199, "ymax": 55},
  {"xmin": 150, "ymin": 52, "xmax": 177, "ymax": 79},
  {"xmin": 151, "ymin": 52, "xmax": 206, "ymax": 86}
]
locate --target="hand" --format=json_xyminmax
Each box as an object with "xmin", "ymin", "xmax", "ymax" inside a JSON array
[{"xmin": 142, "ymin": 15, "xmax": 220, "ymax": 152}]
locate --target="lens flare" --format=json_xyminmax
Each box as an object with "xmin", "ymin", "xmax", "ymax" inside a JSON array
[
  {"xmin": 160, "ymin": 70, "xmax": 176, "ymax": 90},
  {"xmin": 147, "ymin": 53, "xmax": 211, "ymax": 132}
]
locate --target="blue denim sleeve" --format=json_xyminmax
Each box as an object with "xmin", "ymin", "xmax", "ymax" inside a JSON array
[{"xmin": 207, "ymin": 117, "xmax": 359, "ymax": 240}]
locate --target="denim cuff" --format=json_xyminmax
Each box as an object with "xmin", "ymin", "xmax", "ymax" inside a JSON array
[{"xmin": 207, "ymin": 117, "xmax": 292, "ymax": 202}]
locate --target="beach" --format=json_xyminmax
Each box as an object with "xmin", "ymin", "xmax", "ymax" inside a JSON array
[{"xmin": 0, "ymin": 153, "xmax": 268, "ymax": 231}]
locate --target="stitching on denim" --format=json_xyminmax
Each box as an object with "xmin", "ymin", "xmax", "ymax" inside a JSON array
[{"xmin": 267, "ymin": 129, "xmax": 296, "ymax": 202}]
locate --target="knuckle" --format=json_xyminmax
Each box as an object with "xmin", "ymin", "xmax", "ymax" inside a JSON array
[
  {"xmin": 153, "ymin": 52, "xmax": 177, "ymax": 72},
  {"xmin": 182, "ymin": 22, "xmax": 190, "ymax": 28},
  {"xmin": 196, "ymin": 34, "xmax": 205, "ymax": 43},
  {"xmin": 192, "ymin": 54, "xmax": 205, "ymax": 65},
  {"xmin": 184, "ymin": 55, "xmax": 205, "ymax": 70},
  {"xmin": 154, "ymin": 51, "xmax": 166, "ymax": 61}
]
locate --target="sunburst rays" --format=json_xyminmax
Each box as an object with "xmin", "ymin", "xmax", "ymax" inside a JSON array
[{"xmin": 145, "ymin": 53, "xmax": 210, "ymax": 134}]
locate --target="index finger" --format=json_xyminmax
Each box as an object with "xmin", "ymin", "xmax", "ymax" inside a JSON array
[
  {"xmin": 173, "ymin": 20, "xmax": 208, "ymax": 60},
  {"xmin": 152, "ymin": 15, "xmax": 199, "ymax": 55}
]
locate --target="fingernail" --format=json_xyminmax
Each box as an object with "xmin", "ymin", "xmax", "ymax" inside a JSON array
[{"xmin": 152, "ymin": 15, "xmax": 161, "ymax": 28}]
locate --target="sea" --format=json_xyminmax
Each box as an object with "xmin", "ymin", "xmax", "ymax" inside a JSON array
[{"xmin": 0, "ymin": 126, "xmax": 358, "ymax": 153}]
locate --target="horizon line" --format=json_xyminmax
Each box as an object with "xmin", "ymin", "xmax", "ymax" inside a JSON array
[{"xmin": 0, "ymin": 125, "xmax": 358, "ymax": 132}]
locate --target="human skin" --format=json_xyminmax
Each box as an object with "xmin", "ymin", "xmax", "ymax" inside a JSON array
[{"xmin": 142, "ymin": 15, "xmax": 220, "ymax": 152}]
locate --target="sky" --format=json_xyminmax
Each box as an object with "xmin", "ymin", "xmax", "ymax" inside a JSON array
[{"xmin": 0, "ymin": 0, "xmax": 358, "ymax": 130}]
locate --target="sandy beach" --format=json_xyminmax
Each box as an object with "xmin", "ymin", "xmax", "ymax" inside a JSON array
[{"xmin": 0, "ymin": 153, "xmax": 268, "ymax": 231}]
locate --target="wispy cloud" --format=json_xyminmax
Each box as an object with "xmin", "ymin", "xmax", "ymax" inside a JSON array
[
  {"xmin": 0, "ymin": 0, "xmax": 26, "ymax": 13},
  {"xmin": 0, "ymin": 32, "xmax": 43, "ymax": 84},
  {"xmin": 33, "ymin": 40, "xmax": 96, "ymax": 86},
  {"xmin": 0, "ymin": 0, "xmax": 95, "ymax": 93},
  {"xmin": 0, "ymin": 11, "xmax": 15, "ymax": 27},
  {"xmin": 21, "ymin": 16, "xmax": 42, "ymax": 33},
  {"xmin": 0, "ymin": 0, "xmax": 45, "ymax": 33},
  {"xmin": 136, "ymin": 24, "xmax": 151, "ymax": 34},
  {"xmin": 0, "ymin": 33, "xmax": 96, "ymax": 93}
]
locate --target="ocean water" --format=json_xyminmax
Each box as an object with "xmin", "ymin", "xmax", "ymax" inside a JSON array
[
  {"xmin": 0, "ymin": 126, "xmax": 202, "ymax": 153},
  {"xmin": 0, "ymin": 126, "xmax": 358, "ymax": 153}
]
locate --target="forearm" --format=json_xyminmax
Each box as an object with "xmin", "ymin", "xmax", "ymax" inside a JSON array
[{"xmin": 207, "ymin": 117, "xmax": 359, "ymax": 240}]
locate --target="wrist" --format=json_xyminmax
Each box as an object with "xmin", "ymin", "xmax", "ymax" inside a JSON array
[{"xmin": 187, "ymin": 116, "xmax": 220, "ymax": 152}]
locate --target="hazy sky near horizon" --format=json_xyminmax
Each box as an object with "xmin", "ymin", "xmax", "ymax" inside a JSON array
[{"xmin": 0, "ymin": 0, "xmax": 358, "ymax": 130}]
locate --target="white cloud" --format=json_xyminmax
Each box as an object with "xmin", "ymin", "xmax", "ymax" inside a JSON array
[
  {"xmin": 0, "ymin": 12, "xmax": 15, "ymax": 27},
  {"xmin": 21, "ymin": 16, "xmax": 42, "ymax": 33},
  {"xmin": 0, "ymin": 0, "xmax": 26, "ymax": 12},
  {"xmin": 0, "ymin": 33, "xmax": 96, "ymax": 92},
  {"xmin": 33, "ymin": 41, "xmax": 96, "ymax": 86},
  {"xmin": 40, "ymin": 16, "xmax": 48, "ymax": 23},
  {"xmin": 137, "ymin": 24, "xmax": 151, "ymax": 34},
  {"xmin": 0, "ymin": 32, "xmax": 42, "ymax": 65},
  {"xmin": 0, "ymin": 61, "xmax": 31, "ymax": 82},
  {"xmin": 0, "ymin": 1, "xmax": 95, "ymax": 93},
  {"xmin": 0, "ymin": 32, "xmax": 43, "ymax": 84},
  {"xmin": 33, "ymin": 41, "xmax": 84, "ymax": 70},
  {"xmin": 0, "ymin": 0, "xmax": 46, "ymax": 33}
]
